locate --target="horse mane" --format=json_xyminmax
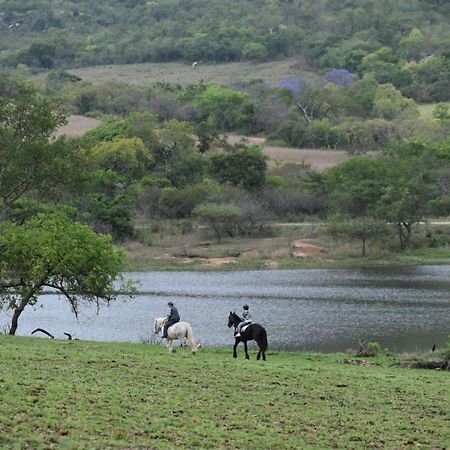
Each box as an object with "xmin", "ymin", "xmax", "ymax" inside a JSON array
[{"xmin": 232, "ymin": 311, "xmax": 242, "ymax": 322}]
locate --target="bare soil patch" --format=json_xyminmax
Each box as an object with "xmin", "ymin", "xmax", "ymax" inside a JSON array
[{"xmin": 291, "ymin": 239, "xmax": 327, "ymax": 258}]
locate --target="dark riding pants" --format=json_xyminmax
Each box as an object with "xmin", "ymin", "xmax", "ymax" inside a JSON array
[{"xmin": 163, "ymin": 319, "xmax": 180, "ymax": 338}]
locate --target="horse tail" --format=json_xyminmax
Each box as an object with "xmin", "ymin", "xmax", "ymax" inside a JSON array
[
  {"xmin": 186, "ymin": 324, "xmax": 198, "ymax": 354},
  {"xmin": 260, "ymin": 327, "xmax": 268, "ymax": 352}
]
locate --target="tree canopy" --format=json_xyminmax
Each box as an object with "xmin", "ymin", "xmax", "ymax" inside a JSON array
[{"xmin": 0, "ymin": 212, "xmax": 133, "ymax": 335}]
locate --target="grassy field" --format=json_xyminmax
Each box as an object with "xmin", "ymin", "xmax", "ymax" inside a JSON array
[
  {"xmin": 0, "ymin": 336, "xmax": 449, "ymax": 449},
  {"xmin": 66, "ymin": 57, "xmax": 318, "ymax": 87}
]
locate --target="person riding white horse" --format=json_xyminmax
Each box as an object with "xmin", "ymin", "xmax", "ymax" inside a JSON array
[
  {"xmin": 154, "ymin": 303, "xmax": 199, "ymax": 354},
  {"xmin": 163, "ymin": 301, "xmax": 180, "ymax": 339}
]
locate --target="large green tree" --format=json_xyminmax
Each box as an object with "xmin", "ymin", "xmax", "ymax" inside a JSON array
[
  {"xmin": 0, "ymin": 76, "xmax": 67, "ymax": 221},
  {"xmin": 209, "ymin": 146, "xmax": 267, "ymax": 190},
  {"xmin": 0, "ymin": 213, "xmax": 133, "ymax": 335},
  {"xmin": 195, "ymin": 85, "xmax": 253, "ymax": 131}
]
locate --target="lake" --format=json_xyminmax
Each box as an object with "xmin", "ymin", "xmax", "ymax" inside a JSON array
[{"xmin": 2, "ymin": 265, "xmax": 449, "ymax": 353}]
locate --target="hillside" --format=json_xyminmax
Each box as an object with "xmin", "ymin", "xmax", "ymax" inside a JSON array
[{"xmin": 1, "ymin": 0, "xmax": 450, "ymax": 102}]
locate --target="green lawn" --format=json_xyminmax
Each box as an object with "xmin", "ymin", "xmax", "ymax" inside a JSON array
[{"xmin": 1, "ymin": 336, "xmax": 449, "ymax": 449}]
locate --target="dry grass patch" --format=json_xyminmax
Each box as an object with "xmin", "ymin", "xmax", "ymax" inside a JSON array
[
  {"xmin": 225, "ymin": 134, "xmax": 348, "ymax": 171},
  {"xmin": 68, "ymin": 57, "xmax": 317, "ymax": 87},
  {"xmin": 54, "ymin": 115, "xmax": 100, "ymax": 138}
]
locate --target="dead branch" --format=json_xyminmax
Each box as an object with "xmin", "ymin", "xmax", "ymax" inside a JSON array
[{"xmin": 31, "ymin": 328, "xmax": 54, "ymax": 339}]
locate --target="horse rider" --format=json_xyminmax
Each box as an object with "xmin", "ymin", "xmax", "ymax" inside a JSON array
[
  {"xmin": 163, "ymin": 301, "xmax": 180, "ymax": 339},
  {"xmin": 235, "ymin": 304, "xmax": 252, "ymax": 337}
]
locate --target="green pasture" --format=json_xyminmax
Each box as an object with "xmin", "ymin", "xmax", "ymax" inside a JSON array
[{"xmin": 1, "ymin": 336, "xmax": 449, "ymax": 449}]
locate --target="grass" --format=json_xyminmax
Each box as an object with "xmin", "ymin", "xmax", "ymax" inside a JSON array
[
  {"xmin": 1, "ymin": 336, "xmax": 449, "ymax": 449},
  {"xmin": 64, "ymin": 57, "xmax": 318, "ymax": 87}
]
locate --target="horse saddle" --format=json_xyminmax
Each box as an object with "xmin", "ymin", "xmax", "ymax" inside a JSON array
[{"xmin": 240, "ymin": 324, "xmax": 251, "ymax": 333}]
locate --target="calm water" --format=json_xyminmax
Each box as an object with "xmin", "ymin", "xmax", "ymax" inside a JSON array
[{"xmin": 2, "ymin": 266, "xmax": 450, "ymax": 353}]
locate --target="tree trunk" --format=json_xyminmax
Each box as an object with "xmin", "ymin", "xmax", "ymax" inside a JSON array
[
  {"xmin": 9, "ymin": 297, "xmax": 30, "ymax": 335},
  {"xmin": 8, "ymin": 282, "xmax": 42, "ymax": 335},
  {"xmin": 362, "ymin": 238, "xmax": 366, "ymax": 257}
]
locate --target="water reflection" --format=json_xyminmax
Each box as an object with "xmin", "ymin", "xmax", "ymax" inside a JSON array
[{"xmin": 1, "ymin": 266, "xmax": 449, "ymax": 353}]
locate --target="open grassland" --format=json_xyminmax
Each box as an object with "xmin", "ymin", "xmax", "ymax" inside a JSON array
[
  {"xmin": 0, "ymin": 336, "xmax": 449, "ymax": 449},
  {"xmin": 67, "ymin": 57, "xmax": 317, "ymax": 87}
]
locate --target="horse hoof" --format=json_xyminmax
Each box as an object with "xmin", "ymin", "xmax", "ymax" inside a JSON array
[{"xmin": 233, "ymin": 354, "xmax": 237, "ymax": 358}]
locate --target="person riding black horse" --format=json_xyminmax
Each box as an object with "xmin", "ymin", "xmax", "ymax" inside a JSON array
[
  {"xmin": 228, "ymin": 310, "xmax": 268, "ymax": 360},
  {"xmin": 235, "ymin": 304, "xmax": 251, "ymax": 337},
  {"xmin": 163, "ymin": 301, "xmax": 180, "ymax": 339}
]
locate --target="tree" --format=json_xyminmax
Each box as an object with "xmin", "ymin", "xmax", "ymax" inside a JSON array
[
  {"xmin": 325, "ymin": 157, "xmax": 395, "ymax": 216},
  {"xmin": 0, "ymin": 213, "xmax": 134, "ymax": 335},
  {"xmin": 194, "ymin": 85, "xmax": 253, "ymax": 131},
  {"xmin": 209, "ymin": 146, "xmax": 267, "ymax": 190},
  {"xmin": 193, "ymin": 203, "xmax": 242, "ymax": 242},
  {"xmin": 372, "ymin": 84, "xmax": 419, "ymax": 120},
  {"xmin": 377, "ymin": 176, "xmax": 433, "ymax": 250},
  {"xmin": 328, "ymin": 216, "xmax": 387, "ymax": 256},
  {"xmin": 0, "ymin": 76, "xmax": 67, "ymax": 221},
  {"xmin": 242, "ymin": 42, "xmax": 268, "ymax": 61},
  {"xmin": 88, "ymin": 137, "xmax": 155, "ymax": 179},
  {"xmin": 432, "ymin": 103, "xmax": 450, "ymax": 120}
]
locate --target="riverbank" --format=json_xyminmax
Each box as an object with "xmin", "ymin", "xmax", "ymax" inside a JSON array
[
  {"xmin": 121, "ymin": 221, "xmax": 450, "ymax": 271},
  {"xmin": 1, "ymin": 336, "xmax": 449, "ymax": 449},
  {"xmin": 121, "ymin": 227, "xmax": 450, "ymax": 271}
]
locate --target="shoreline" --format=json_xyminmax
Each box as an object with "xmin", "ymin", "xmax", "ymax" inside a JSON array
[{"xmin": 124, "ymin": 254, "xmax": 450, "ymax": 271}]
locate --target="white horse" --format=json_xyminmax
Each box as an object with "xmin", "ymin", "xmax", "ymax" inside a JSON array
[{"xmin": 154, "ymin": 317, "xmax": 199, "ymax": 355}]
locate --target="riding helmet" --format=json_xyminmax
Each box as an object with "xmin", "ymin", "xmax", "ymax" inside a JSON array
[
  {"xmin": 243, "ymin": 304, "xmax": 249, "ymax": 310},
  {"xmin": 168, "ymin": 301, "xmax": 174, "ymax": 306}
]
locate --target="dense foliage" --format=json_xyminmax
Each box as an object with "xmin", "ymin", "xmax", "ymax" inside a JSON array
[{"xmin": 0, "ymin": 0, "xmax": 449, "ymax": 102}]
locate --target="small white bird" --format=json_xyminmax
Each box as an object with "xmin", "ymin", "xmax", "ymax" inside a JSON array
[{"xmin": 192, "ymin": 61, "xmax": 198, "ymax": 68}]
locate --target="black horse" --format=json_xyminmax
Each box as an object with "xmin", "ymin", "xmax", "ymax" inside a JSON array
[{"xmin": 227, "ymin": 311, "xmax": 268, "ymax": 360}]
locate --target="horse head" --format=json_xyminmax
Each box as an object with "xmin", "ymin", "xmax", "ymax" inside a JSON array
[
  {"xmin": 154, "ymin": 317, "xmax": 166, "ymax": 334},
  {"xmin": 228, "ymin": 311, "xmax": 241, "ymax": 328}
]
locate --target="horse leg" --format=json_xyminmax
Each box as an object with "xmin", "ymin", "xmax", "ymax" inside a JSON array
[
  {"xmin": 233, "ymin": 339, "xmax": 239, "ymax": 358},
  {"xmin": 167, "ymin": 339, "xmax": 175, "ymax": 353},
  {"xmin": 256, "ymin": 340, "xmax": 266, "ymax": 360},
  {"xmin": 243, "ymin": 341, "xmax": 249, "ymax": 360}
]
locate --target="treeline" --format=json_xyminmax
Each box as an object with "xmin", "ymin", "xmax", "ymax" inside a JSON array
[
  {"xmin": 1, "ymin": 75, "xmax": 450, "ymax": 253},
  {"xmin": 0, "ymin": 0, "xmax": 450, "ymax": 102},
  {"xmin": 48, "ymin": 69, "xmax": 450, "ymax": 152}
]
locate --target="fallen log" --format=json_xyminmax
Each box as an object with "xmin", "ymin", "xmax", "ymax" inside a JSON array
[{"xmin": 31, "ymin": 328, "xmax": 54, "ymax": 339}]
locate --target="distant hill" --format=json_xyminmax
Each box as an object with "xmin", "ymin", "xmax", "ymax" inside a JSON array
[{"xmin": 0, "ymin": 1, "xmax": 448, "ymax": 66}]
